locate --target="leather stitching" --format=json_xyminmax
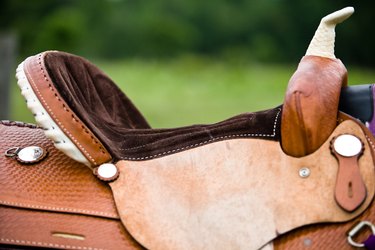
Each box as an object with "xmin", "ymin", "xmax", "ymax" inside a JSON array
[
  {"xmin": 365, "ymin": 134, "xmax": 375, "ymax": 152},
  {"xmin": 0, "ymin": 200, "xmax": 118, "ymax": 219},
  {"xmin": 120, "ymin": 108, "xmax": 281, "ymax": 160},
  {"xmin": 27, "ymin": 53, "xmax": 100, "ymax": 165},
  {"xmin": 0, "ymin": 238, "xmax": 104, "ymax": 250}
]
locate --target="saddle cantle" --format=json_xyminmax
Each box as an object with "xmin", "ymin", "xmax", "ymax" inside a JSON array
[{"xmin": 12, "ymin": 6, "xmax": 375, "ymax": 250}]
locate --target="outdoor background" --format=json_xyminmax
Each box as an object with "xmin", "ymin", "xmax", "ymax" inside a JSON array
[{"xmin": 1, "ymin": 0, "xmax": 375, "ymax": 128}]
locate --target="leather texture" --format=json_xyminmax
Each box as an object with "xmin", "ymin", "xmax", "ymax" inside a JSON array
[
  {"xmin": 24, "ymin": 53, "xmax": 112, "ymax": 166},
  {"xmin": 110, "ymin": 119, "xmax": 375, "ymax": 250},
  {"xmin": 24, "ymin": 51, "xmax": 281, "ymax": 165},
  {"xmin": 2, "ymin": 120, "xmax": 375, "ymax": 250},
  {"xmin": 273, "ymin": 198, "xmax": 375, "ymax": 250},
  {"xmin": 281, "ymin": 55, "xmax": 347, "ymax": 157},
  {"xmin": 15, "ymin": 51, "xmax": 375, "ymax": 249},
  {"xmin": 331, "ymin": 145, "xmax": 367, "ymax": 212},
  {"xmin": 0, "ymin": 121, "xmax": 142, "ymax": 250}
]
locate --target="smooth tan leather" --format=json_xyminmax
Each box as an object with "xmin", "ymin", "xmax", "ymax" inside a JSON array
[
  {"xmin": 332, "ymin": 148, "xmax": 367, "ymax": 212},
  {"xmin": 272, "ymin": 114, "xmax": 375, "ymax": 250},
  {"xmin": 23, "ymin": 53, "xmax": 112, "ymax": 166},
  {"xmin": 281, "ymin": 55, "xmax": 347, "ymax": 157},
  {"xmin": 110, "ymin": 120, "xmax": 374, "ymax": 250}
]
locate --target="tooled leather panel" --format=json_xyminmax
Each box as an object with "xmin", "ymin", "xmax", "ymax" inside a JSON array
[
  {"xmin": 273, "ymin": 198, "xmax": 375, "ymax": 250},
  {"xmin": 43, "ymin": 51, "xmax": 281, "ymax": 162},
  {"xmin": 0, "ymin": 206, "xmax": 142, "ymax": 250},
  {"xmin": 0, "ymin": 122, "xmax": 117, "ymax": 218}
]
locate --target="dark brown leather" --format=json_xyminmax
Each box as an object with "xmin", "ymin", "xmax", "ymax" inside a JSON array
[
  {"xmin": 33, "ymin": 51, "xmax": 281, "ymax": 164},
  {"xmin": 0, "ymin": 121, "xmax": 142, "ymax": 250},
  {"xmin": 281, "ymin": 55, "xmax": 348, "ymax": 157}
]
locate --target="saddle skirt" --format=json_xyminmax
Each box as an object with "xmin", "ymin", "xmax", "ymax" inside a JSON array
[
  {"xmin": 1, "ymin": 120, "xmax": 375, "ymax": 249},
  {"xmin": 110, "ymin": 118, "xmax": 375, "ymax": 249}
]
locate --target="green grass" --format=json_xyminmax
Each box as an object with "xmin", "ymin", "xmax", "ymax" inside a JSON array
[{"xmin": 10, "ymin": 55, "xmax": 375, "ymax": 128}]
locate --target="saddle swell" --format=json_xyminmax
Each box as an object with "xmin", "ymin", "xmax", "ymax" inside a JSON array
[{"xmin": 281, "ymin": 55, "xmax": 347, "ymax": 157}]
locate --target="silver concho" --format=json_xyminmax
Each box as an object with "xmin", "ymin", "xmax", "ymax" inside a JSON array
[
  {"xmin": 5, "ymin": 146, "xmax": 48, "ymax": 164},
  {"xmin": 332, "ymin": 134, "xmax": 363, "ymax": 157}
]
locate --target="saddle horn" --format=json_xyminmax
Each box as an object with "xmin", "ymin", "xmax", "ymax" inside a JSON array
[
  {"xmin": 306, "ymin": 7, "xmax": 354, "ymax": 59},
  {"xmin": 281, "ymin": 7, "xmax": 354, "ymax": 157}
]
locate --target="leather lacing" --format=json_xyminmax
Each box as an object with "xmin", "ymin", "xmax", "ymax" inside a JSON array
[{"xmin": 0, "ymin": 120, "xmax": 40, "ymax": 129}]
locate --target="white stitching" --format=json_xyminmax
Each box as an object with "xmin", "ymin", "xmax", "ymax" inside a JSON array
[
  {"xmin": 0, "ymin": 200, "xmax": 118, "ymax": 218},
  {"xmin": 28, "ymin": 53, "xmax": 98, "ymax": 165},
  {"xmin": 365, "ymin": 134, "xmax": 375, "ymax": 152},
  {"xmin": 120, "ymin": 108, "xmax": 281, "ymax": 160},
  {"xmin": 0, "ymin": 238, "xmax": 105, "ymax": 250}
]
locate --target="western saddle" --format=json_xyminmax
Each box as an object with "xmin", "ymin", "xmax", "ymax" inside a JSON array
[{"xmin": 1, "ymin": 7, "xmax": 375, "ymax": 250}]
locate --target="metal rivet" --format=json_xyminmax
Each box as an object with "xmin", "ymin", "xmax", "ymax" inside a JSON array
[
  {"xmin": 299, "ymin": 167, "xmax": 311, "ymax": 178},
  {"xmin": 303, "ymin": 238, "xmax": 312, "ymax": 246}
]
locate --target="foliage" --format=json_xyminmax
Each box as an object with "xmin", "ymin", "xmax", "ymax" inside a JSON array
[
  {"xmin": 11, "ymin": 57, "xmax": 375, "ymax": 127},
  {"xmin": 1, "ymin": 0, "xmax": 375, "ymax": 65}
]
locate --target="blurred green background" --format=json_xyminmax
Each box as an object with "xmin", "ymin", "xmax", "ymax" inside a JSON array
[{"xmin": 1, "ymin": 0, "xmax": 375, "ymax": 127}]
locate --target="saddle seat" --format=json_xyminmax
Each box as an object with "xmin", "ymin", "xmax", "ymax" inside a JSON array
[{"xmin": 21, "ymin": 51, "xmax": 281, "ymax": 165}]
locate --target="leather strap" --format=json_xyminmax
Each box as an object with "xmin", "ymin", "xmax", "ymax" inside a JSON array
[{"xmin": 331, "ymin": 136, "xmax": 367, "ymax": 212}]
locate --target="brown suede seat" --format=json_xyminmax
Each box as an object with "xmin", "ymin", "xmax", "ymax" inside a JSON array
[{"xmin": 21, "ymin": 51, "xmax": 281, "ymax": 165}]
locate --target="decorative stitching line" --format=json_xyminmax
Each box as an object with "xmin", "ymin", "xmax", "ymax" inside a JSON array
[
  {"xmin": 28, "ymin": 53, "xmax": 99, "ymax": 165},
  {"xmin": 338, "ymin": 115, "xmax": 375, "ymax": 153},
  {"xmin": 365, "ymin": 134, "xmax": 375, "ymax": 152},
  {"xmin": 0, "ymin": 238, "xmax": 105, "ymax": 250},
  {"xmin": 120, "ymin": 108, "xmax": 281, "ymax": 161},
  {"xmin": 0, "ymin": 200, "xmax": 118, "ymax": 219}
]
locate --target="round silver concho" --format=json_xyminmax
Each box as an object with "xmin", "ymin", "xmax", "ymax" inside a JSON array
[
  {"xmin": 333, "ymin": 134, "xmax": 363, "ymax": 157},
  {"xmin": 5, "ymin": 146, "xmax": 48, "ymax": 164},
  {"xmin": 18, "ymin": 146, "xmax": 47, "ymax": 163}
]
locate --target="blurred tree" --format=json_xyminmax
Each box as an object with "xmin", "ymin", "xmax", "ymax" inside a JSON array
[{"xmin": 0, "ymin": 0, "xmax": 374, "ymax": 65}]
